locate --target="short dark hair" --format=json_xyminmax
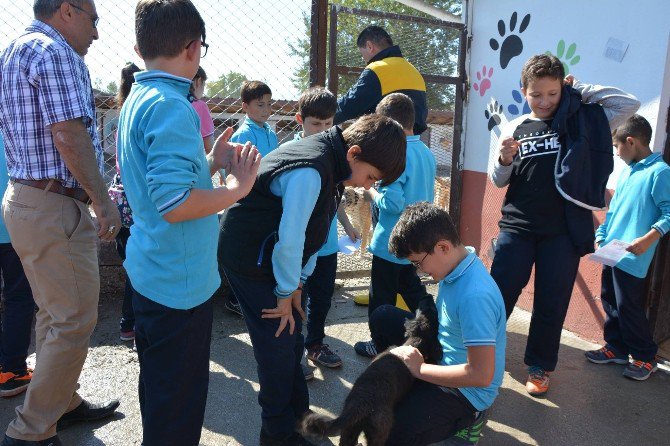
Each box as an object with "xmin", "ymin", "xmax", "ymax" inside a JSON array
[
  {"xmin": 356, "ymin": 26, "xmax": 393, "ymax": 49},
  {"xmin": 389, "ymin": 202, "xmax": 461, "ymax": 259},
  {"xmin": 297, "ymin": 87, "xmax": 337, "ymax": 120},
  {"xmin": 375, "ymin": 93, "xmax": 415, "ymax": 132},
  {"xmin": 189, "ymin": 66, "xmax": 207, "ymax": 97},
  {"xmin": 240, "ymin": 80, "xmax": 272, "ymax": 104},
  {"xmin": 520, "ymin": 54, "xmax": 564, "ymax": 89},
  {"xmin": 34, "ymin": 0, "xmax": 83, "ymax": 20},
  {"xmin": 135, "ymin": 0, "xmax": 205, "ymax": 60},
  {"xmin": 116, "ymin": 62, "xmax": 142, "ymax": 108},
  {"xmin": 613, "ymin": 114, "xmax": 653, "ymax": 146},
  {"xmin": 341, "ymin": 114, "xmax": 406, "ymax": 186}
]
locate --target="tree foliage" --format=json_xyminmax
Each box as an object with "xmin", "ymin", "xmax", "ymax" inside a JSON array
[
  {"xmin": 206, "ymin": 71, "xmax": 248, "ymax": 99},
  {"xmin": 289, "ymin": 0, "xmax": 462, "ymax": 110}
]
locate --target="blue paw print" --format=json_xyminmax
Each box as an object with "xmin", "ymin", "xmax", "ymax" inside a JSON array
[{"xmin": 508, "ymin": 82, "xmax": 531, "ymax": 116}]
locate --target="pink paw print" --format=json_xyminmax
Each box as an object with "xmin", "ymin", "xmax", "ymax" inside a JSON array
[{"xmin": 473, "ymin": 65, "xmax": 494, "ymax": 97}]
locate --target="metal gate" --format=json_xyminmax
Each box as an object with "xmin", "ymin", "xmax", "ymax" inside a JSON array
[{"xmin": 310, "ymin": 3, "xmax": 466, "ymax": 276}]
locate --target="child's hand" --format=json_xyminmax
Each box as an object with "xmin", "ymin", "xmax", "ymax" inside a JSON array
[
  {"xmin": 626, "ymin": 235, "xmax": 654, "ymax": 256},
  {"xmin": 498, "ymin": 137, "xmax": 520, "ymax": 166},
  {"xmin": 211, "ymin": 127, "xmax": 242, "ymax": 172},
  {"xmin": 261, "ymin": 289, "xmax": 306, "ymax": 337},
  {"xmin": 564, "ymin": 75, "xmax": 576, "ymax": 86},
  {"xmin": 225, "ymin": 144, "xmax": 261, "ymax": 199},
  {"xmin": 389, "ymin": 345, "xmax": 424, "ymax": 377},
  {"xmin": 345, "ymin": 226, "xmax": 361, "ymax": 242}
]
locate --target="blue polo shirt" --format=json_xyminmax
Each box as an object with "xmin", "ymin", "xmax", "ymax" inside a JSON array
[
  {"xmin": 437, "ymin": 247, "xmax": 506, "ymax": 411},
  {"xmin": 230, "ymin": 116, "xmax": 279, "ymax": 157},
  {"xmin": 596, "ymin": 152, "xmax": 670, "ymax": 278},
  {"xmin": 0, "ymin": 136, "xmax": 10, "ymax": 243},
  {"xmin": 117, "ymin": 70, "xmax": 220, "ymax": 309}
]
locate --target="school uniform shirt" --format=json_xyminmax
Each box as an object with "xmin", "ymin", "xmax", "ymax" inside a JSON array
[
  {"xmin": 596, "ymin": 153, "xmax": 670, "ymax": 278},
  {"xmin": 230, "ymin": 116, "xmax": 279, "ymax": 157},
  {"xmin": 368, "ymin": 135, "xmax": 436, "ymax": 264},
  {"xmin": 437, "ymin": 247, "xmax": 507, "ymax": 411},
  {"xmin": 0, "ymin": 136, "xmax": 10, "ymax": 243},
  {"xmin": 117, "ymin": 70, "xmax": 220, "ymax": 310}
]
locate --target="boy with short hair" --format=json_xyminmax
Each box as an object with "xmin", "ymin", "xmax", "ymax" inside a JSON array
[
  {"xmin": 230, "ymin": 80, "xmax": 279, "ymax": 157},
  {"xmin": 218, "ymin": 114, "xmax": 406, "ymax": 445},
  {"xmin": 489, "ymin": 54, "xmax": 639, "ymax": 396},
  {"xmin": 368, "ymin": 202, "xmax": 506, "ymax": 445},
  {"xmin": 354, "ymin": 93, "xmax": 437, "ymax": 358},
  {"xmin": 585, "ymin": 114, "xmax": 670, "ymax": 381},
  {"xmin": 117, "ymin": 1, "xmax": 260, "ymax": 444},
  {"xmin": 292, "ymin": 87, "xmax": 358, "ymax": 374}
]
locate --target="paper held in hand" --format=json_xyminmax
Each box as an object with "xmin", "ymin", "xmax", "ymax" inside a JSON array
[
  {"xmin": 589, "ymin": 239, "xmax": 631, "ymax": 267},
  {"xmin": 338, "ymin": 235, "xmax": 362, "ymax": 255}
]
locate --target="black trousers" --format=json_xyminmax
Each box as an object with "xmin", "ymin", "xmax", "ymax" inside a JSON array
[
  {"xmin": 304, "ymin": 253, "xmax": 337, "ymax": 348},
  {"xmin": 369, "ymin": 304, "xmax": 477, "ymax": 446},
  {"xmin": 369, "ymin": 255, "xmax": 430, "ymax": 317},
  {"xmin": 601, "ymin": 265, "xmax": 657, "ymax": 362},
  {"xmin": 490, "ymin": 231, "xmax": 580, "ymax": 371},
  {"xmin": 224, "ymin": 267, "xmax": 309, "ymax": 440},
  {"xmin": 133, "ymin": 288, "xmax": 213, "ymax": 446}
]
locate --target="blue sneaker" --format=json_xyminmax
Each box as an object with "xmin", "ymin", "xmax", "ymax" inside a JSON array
[
  {"xmin": 354, "ymin": 340, "xmax": 378, "ymax": 358},
  {"xmin": 623, "ymin": 360, "xmax": 657, "ymax": 381},
  {"xmin": 585, "ymin": 345, "xmax": 629, "ymax": 364}
]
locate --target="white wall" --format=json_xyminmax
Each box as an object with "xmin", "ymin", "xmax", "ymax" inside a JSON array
[{"xmin": 462, "ymin": 0, "xmax": 670, "ymax": 184}]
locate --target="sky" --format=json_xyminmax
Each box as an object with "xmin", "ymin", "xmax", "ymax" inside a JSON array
[{"xmin": 0, "ymin": 0, "xmax": 312, "ymax": 100}]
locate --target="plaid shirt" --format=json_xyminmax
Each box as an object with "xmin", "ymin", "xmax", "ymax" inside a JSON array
[{"xmin": 0, "ymin": 20, "xmax": 103, "ymax": 189}]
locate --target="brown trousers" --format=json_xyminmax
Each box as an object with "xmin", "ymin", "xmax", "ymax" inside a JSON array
[{"xmin": 2, "ymin": 182, "xmax": 99, "ymax": 441}]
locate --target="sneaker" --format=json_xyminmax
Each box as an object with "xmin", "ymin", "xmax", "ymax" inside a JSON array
[
  {"xmin": 445, "ymin": 409, "xmax": 488, "ymax": 444},
  {"xmin": 306, "ymin": 344, "xmax": 343, "ymax": 368},
  {"xmin": 353, "ymin": 294, "xmax": 369, "ymax": 306},
  {"xmin": 223, "ymin": 297, "xmax": 244, "ymax": 318},
  {"xmin": 622, "ymin": 360, "xmax": 657, "ymax": 381},
  {"xmin": 302, "ymin": 364, "xmax": 314, "ymax": 381},
  {"xmin": 585, "ymin": 345, "xmax": 628, "ymax": 364},
  {"xmin": 354, "ymin": 340, "xmax": 378, "ymax": 358},
  {"xmin": 119, "ymin": 330, "xmax": 135, "ymax": 342},
  {"xmin": 525, "ymin": 366, "xmax": 550, "ymax": 397},
  {"xmin": 0, "ymin": 369, "xmax": 33, "ymax": 397}
]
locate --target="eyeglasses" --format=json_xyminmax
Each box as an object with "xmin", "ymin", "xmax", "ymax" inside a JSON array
[
  {"xmin": 410, "ymin": 251, "xmax": 431, "ymax": 271},
  {"xmin": 68, "ymin": 2, "xmax": 99, "ymax": 28},
  {"xmin": 186, "ymin": 39, "xmax": 209, "ymax": 58}
]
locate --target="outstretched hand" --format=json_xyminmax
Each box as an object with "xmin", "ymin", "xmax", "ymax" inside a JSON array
[
  {"xmin": 225, "ymin": 143, "xmax": 261, "ymax": 200},
  {"xmin": 210, "ymin": 127, "xmax": 241, "ymax": 172}
]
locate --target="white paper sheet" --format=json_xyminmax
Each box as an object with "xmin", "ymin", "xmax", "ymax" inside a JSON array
[
  {"xmin": 338, "ymin": 235, "xmax": 361, "ymax": 255},
  {"xmin": 589, "ymin": 239, "xmax": 631, "ymax": 267}
]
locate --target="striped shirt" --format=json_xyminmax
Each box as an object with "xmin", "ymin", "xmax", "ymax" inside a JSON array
[{"xmin": 0, "ymin": 20, "xmax": 103, "ymax": 189}]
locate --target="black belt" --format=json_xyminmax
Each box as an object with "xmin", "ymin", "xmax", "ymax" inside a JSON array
[{"xmin": 10, "ymin": 178, "xmax": 91, "ymax": 204}]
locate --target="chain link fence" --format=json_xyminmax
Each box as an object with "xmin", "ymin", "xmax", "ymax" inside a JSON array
[{"xmin": 0, "ymin": 0, "xmax": 463, "ymax": 276}]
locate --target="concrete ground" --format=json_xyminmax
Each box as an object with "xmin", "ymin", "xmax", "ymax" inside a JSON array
[{"xmin": 1, "ymin": 278, "xmax": 669, "ymax": 445}]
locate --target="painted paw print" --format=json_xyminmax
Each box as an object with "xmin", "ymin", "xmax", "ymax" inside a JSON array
[
  {"xmin": 508, "ymin": 81, "xmax": 531, "ymax": 116},
  {"xmin": 490, "ymin": 12, "xmax": 531, "ymax": 69},
  {"xmin": 473, "ymin": 66, "xmax": 494, "ymax": 97},
  {"xmin": 547, "ymin": 40, "xmax": 581, "ymax": 74},
  {"xmin": 484, "ymin": 100, "xmax": 504, "ymax": 131}
]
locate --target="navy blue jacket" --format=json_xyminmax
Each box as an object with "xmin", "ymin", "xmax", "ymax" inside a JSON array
[{"xmin": 334, "ymin": 46, "xmax": 428, "ymax": 135}]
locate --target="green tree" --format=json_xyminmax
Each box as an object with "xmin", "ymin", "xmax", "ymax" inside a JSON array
[
  {"xmin": 105, "ymin": 81, "xmax": 118, "ymax": 95},
  {"xmin": 206, "ymin": 71, "xmax": 247, "ymax": 99},
  {"xmin": 289, "ymin": 0, "xmax": 462, "ymax": 110}
]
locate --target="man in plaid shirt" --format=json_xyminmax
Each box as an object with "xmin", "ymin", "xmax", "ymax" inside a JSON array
[{"xmin": 0, "ymin": 1, "xmax": 120, "ymax": 445}]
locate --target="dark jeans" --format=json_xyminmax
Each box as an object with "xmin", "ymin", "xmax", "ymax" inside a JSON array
[
  {"xmin": 304, "ymin": 253, "xmax": 337, "ymax": 348},
  {"xmin": 0, "ymin": 243, "xmax": 34, "ymax": 373},
  {"xmin": 133, "ymin": 287, "xmax": 213, "ymax": 446},
  {"xmin": 601, "ymin": 266, "xmax": 657, "ymax": 362},
  {"xmin": 224, "ymin": 267, "xmax": 309, "ymax": 439},
  {"xmin": 369, "ymin": 255, "xmax": 430, "ymax": 317},
  {"xmin": 369, "ymin": 304, "xmax": 476, "ymax": 446},
  {"xmin": 490, "ymin": 231, "xmax": 580, "ymax": 371},
  {"xmin": 116, "ymin": 227, "xmax": 134, "ymax": 332}
]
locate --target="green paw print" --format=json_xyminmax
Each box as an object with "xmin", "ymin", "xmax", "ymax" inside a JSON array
[{"xmin": 547, "ymin": 40, "xmax": 580, "ymax": 74}]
